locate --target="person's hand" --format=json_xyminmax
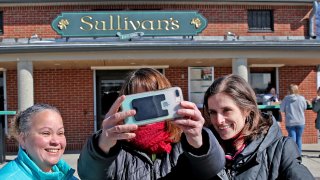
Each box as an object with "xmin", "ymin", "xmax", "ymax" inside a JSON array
[
  {"xmin": 98, "ymin": 95, "xmax": 138, "ymax": 153},
  {"xmin": 306, "ymin": 99, "xmax": 312, "ymax": 106},
  {"xmin": 172, "ymin": 101, "xmax": 205, "ymax": 148}
]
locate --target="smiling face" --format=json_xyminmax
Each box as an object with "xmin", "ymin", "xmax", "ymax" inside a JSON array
[
  {"xmin": 19, "ymin": 110, "xmax": 66, "ymax": 172},
  {"xmin": 207, "ymin": 93, "xmax": 248, "ymax": 140}
]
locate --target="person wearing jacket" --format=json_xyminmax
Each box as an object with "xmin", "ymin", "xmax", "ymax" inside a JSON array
[
  {"xmin": 280, "ymin": 84, "xmax": 308, "ymax": 154},
  {"xmin": 262, "ymin": 87, "xmax": 282, "ymax": 125},
  {"xmin": 0, "ymin": 103, "xmax": 77, "ymax": 180},
  {"xmin": 312, "ymin": 87, "xmax": 320, "ymax": 136},
  {"xmin": 77, "ymin": 68, "xmax": 225, "ymax": 180},
  {"xmin": 203, "ymin": 74, "xmax": 313, "ymax": 179}
]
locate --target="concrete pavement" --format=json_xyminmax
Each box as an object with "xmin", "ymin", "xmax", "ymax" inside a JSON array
[
  {"xmin": 302, "ymin": 143, "xmax": 320, "ymax": 180},
  {"xmin": 0, "ymin": 143, "xmax": 319, "ymax": 179}
]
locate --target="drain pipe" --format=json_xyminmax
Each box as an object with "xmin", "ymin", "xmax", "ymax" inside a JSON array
[{"xmin": 309, "ymin": 1, "xmax": 318, "ymax": 39}]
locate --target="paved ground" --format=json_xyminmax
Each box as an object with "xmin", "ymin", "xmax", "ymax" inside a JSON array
[
  {"xmin": 1, "ymin": 142, "xmax": 319, "ymax": 179},
  {"xmin": 302, "ymin": 143, "xmax": 320, "ymax": 180}
]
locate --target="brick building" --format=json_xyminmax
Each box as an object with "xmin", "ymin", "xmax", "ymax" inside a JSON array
[{"xmin": 0, "ymin": 0, "xmax": 319, "ymax": 152}]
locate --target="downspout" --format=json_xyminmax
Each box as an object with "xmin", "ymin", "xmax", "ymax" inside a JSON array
[{"xmin": 309, "ymin": 1, "xmax": 318, "ymax": 39}]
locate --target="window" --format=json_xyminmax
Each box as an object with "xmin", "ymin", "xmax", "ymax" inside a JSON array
[
  {"xmin": 248, "ymin": 10, "xmax": 273, "ymax": 32},
  {"xmin": 188, "ymin": 67, "xmax": 214, "ymax": 108},
  {"xmin": 250, "ymin": 67, "xmax": 277, "ymax": 105},
  {"xmin": 0, "ymin": 12, "xmax": 3, "ymax": 35}
]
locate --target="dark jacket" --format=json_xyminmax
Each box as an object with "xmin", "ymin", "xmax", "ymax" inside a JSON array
[
  {"xmin": 215, "ymin": 119, "xmax": 314, "ymax": 180},
  {"xmin": 77, "ymin": 128, "xmax": 225, "ymax": 180}
]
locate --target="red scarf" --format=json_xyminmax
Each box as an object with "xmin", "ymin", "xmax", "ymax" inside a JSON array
[
  {"xmin": 129, "ymin": 121, "xmax": 173, "ymax": 154},
  {"xmin": 221, "ymin": 133, "xmax": 246, "ymax": 168}
]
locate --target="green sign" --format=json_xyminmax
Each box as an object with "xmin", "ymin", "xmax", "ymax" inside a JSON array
[{"xmin": 51, "ymin": 11, "xmax": 207, "ymax": 38}]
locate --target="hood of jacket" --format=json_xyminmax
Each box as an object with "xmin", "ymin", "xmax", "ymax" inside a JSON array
[
  {"xmin": 285, "ymin": 94, "xmax": 298, "ymax": 102},
  {"xmin": 235, "ymin": 119, "xmax": 282, "ymax": 167}
]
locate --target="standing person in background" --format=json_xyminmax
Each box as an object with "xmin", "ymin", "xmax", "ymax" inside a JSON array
[
  {"xmin": 262, "ymin": 87, "xmax": 282, "ymax": 125},
  {"xmin": 0, "ymin": 103, "xmax": 78, "ymax": 180},
  {"xmin": 280, "ymin": 84, "xmax": 308, "ymax": 155},
  {"xmin": 311, "ymin": 87, "xmax": 320, "ymax": 137},
  {"xmin": 77, "ymin": 68, "xmax": 225, "ymax": 180},
  {"xmin": 203, "ymin": 74, "xmax": 313, "ymax": 179}
]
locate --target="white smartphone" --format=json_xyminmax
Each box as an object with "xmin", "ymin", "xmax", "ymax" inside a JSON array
[{"xmin": 121, "ymin": 87, "xmax": 184, "ymax": 126}]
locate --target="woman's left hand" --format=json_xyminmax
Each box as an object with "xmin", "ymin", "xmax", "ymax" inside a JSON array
[{"xmin": 172, "ymin": 101, "xmax": 205, "ymax": 148}]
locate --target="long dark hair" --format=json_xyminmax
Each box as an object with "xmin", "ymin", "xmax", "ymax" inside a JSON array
[{"xmin": 203, "ymin": 74, "xmax": 272, "ymax": 142}]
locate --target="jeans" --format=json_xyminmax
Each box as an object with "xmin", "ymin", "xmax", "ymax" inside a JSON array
[{"xmin": 286, "ymin": 125, "xmax": 305, "ymax": 155}]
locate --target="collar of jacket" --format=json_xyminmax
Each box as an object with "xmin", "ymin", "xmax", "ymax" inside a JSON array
[
  {"xmin": 17, "ymin": 146, "xmax": 76, "ymax": 179},
  {"xmin": 233, "ymin": 119, "xmax": 282, "ymax": 168}
]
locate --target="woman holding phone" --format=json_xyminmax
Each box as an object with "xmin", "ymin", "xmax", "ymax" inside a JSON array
[{"xmin": 77, "ymin": 68, "xmax": 225, "ymax": 180}]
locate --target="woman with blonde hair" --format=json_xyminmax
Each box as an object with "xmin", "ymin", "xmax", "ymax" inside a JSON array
[{"xmin": 280, "ymin": 84, "xmax": 308, "ymax": 154}]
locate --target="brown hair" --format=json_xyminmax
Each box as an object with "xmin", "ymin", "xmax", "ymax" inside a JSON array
[
  {"xmin": 119, "ymin": 68, "xmax": 182, "ymax": 142},
  {"xmin": 203, "ymin": 74, "xmax": 272, "ymax": 142}
]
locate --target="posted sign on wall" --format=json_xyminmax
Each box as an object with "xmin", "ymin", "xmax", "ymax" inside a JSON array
[{"xmin": 51, "ymin": 11, "xmax": 207, "ymax": 37}]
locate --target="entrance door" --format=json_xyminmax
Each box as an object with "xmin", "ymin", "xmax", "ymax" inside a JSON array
[
  {"xmin": 96, "ymin": 70, "xmax": 131, "ymax": 130},
  {"xmin": 95, "ymin": 69, "xmax": 164, "ymax": 130}
]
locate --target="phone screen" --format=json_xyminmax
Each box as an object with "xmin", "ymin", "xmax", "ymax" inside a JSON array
[{"xmin": 132, "ymin": 94, "xmax": 168, "ymax": 121}]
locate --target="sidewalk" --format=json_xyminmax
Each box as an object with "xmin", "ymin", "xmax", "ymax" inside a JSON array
[
  {"xmin": 0, "ymin": 144, "xmax": 319, "ymax": 179},
  {"xmin": 302, "ymin": 143, "xmax": 320, "ymax": 180}
]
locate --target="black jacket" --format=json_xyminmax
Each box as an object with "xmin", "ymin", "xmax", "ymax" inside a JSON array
[
  {"xmin": 77, "ymin": 128, "xmax": 225, "ymax": 180},
  {"xmin": 215, "ymin": 119, "xmax": 314, "ymax": 180}
]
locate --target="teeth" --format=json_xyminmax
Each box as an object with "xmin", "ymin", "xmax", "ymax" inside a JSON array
[
  {"xmin": 219, "ymin": 125, "xmax": 230, "ymax": 130},
  {"xmin": 47, "ymin": 149, "xmax": 59, "ymax": 153}
]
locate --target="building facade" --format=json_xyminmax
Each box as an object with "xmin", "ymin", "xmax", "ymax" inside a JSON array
[{"xmin": 0, "ymin": 0, "xmax": 319, "ymax": 152}]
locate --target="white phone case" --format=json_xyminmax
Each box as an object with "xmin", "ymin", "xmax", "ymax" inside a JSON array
[{"xmin": 121, "ymin": 87, "xmax": 184, "ymax": 126}]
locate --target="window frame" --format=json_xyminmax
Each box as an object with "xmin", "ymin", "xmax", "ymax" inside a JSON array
[
  {"xmin": 0, "ymin": 12, "xmax": 3, "ymax": 35},
  {"xmin": 247, "ymin": 10, "xmax": 274, "ymax": 32}
]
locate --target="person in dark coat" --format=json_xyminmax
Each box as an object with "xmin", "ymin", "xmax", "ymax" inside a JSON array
[
  {"xmin": 311, "ymin": 87, "xmax": 320, "ymax": 137},
  {"xmin": 77, "ymin": 68, "xmax": 225, "ymax": 180},
  {"xmin": 203, "ymin": 74, "xmax": 314, "ymax": 179}
]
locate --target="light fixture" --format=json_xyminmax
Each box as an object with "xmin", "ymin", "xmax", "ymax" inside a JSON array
[
  {"xmin": 250, "ymin": 64, "xmax": 285, "ymax": 67},
  {"xmin": 91, "ymin": 65, "xmax": 169, "ymax": 70}
]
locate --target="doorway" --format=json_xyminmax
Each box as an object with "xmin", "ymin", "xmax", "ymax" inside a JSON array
[
  {"xmin": 96, "ymin": 70, "xmax": 131, "ymax": 130},
  {"xmin": 95, "ymin": 69, "xmax": 164, "ymax": 130}
]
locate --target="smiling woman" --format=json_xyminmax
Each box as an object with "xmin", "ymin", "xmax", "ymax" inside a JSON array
[
  {"xmin": 203, "ymin": 74, "xmax": 314, "ymax": 179},
  {"xmin": 0, "ymin": 104, "xmax": 78, "ymax": 180}
]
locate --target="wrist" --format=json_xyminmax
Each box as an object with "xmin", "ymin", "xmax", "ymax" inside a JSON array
[{"xmin": 98, "ymin": 132, "xmax": 116, "ymax": 153}]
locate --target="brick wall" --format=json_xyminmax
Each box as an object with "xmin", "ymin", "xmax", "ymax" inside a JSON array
[
  {"xmin": 165, "ymin": 67, "xmax": 189, "ymax": 100},
  {"xmin": 6, "ymin": 69, "xmax": 94, "ymax": 152},
  {"xmin": 0, "ymin": 4, "xmax": 311, "ymax": 38},
  {"xmin": 214, "ymin": 67, "xmax": 232, "ymax": 78},
  {"xmin": 278, "ymin": 66, "xmax": 318, "ymax": 143}
]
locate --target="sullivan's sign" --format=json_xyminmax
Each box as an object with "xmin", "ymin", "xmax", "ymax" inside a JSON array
[{"xmin": 51, "ymin": 11, "xmax": 207, "ymax": 38}]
